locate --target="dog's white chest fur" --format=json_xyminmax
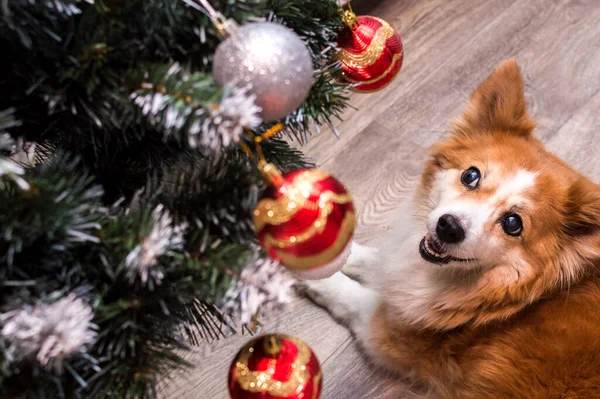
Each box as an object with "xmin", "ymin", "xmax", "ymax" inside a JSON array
[
  {"xmin": 339, "ymin": 202, "xmax": 451, "ymax": 327},
  {"xmin": 376, "ymin": 229, "xmax": 449, "ymax": 326}
]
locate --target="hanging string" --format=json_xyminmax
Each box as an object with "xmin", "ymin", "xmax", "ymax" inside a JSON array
[
  {"xmin": 238, "ymin": 123, "xmax": 285, "ymax": 187},
  {"xmin": 182, "ymin": 0, "xmax": 238, "ymax": 37},
  {"xmin": 194, "ymin": 0, "xmax": 220, "ymax": 19},
  {"xmin": 239, "ymin": 123, "xmax": 284, "ymax": 163}
]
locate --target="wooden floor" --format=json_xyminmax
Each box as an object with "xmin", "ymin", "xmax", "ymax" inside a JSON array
[{"xmin": 161, "ymin": 0, "xmax": 600, "ymax": 397}]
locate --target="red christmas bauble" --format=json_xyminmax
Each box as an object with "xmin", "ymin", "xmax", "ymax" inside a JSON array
[
  {"xmin": 228, "ymin": 334, "xmax": 322, "ymax": 399},
  {"xmin": 336, "ymin": 12, "xmax": 403, "ymax": 93},
  {"xmin": 253, "ymin": 163, "xmax": 356, "ymax": 280}
]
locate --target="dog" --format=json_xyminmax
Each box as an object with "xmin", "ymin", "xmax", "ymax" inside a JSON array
[{"xmin": 303, "ymin": 59, "xmax": 600, "ymax": 398}]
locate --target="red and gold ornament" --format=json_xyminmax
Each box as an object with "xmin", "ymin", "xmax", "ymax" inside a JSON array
[
  {"xmin": 228, "ymin": 334, "xmax": 322, "ymax": 399},
  {"xmin": 336, "ymin": 5, "xmax": 404, "ymax": 93},
  {"xmin": 253, "ymin": 162, "xmax": 356, "ymax": 280}
]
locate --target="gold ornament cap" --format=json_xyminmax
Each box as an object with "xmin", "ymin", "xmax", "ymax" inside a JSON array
[
  {"xmin": 263, "ymin": 335, "xmax": 282, "ymax": 357},
  {"xmin": 340, "ymin": 3, "xmax": 359, "ymax": 29}
]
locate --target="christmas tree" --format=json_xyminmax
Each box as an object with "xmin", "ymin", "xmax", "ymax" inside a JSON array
[{"xmin": 0, "ymin": 0, "xmax": 351, "ymax": 397}]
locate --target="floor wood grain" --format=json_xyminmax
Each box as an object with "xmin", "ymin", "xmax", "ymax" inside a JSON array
[{"xmin": 161, "ymin": 0, "xmax": 600, "ymax": 397}]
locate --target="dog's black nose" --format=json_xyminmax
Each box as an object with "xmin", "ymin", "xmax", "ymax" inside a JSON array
[{"xmin": 436, "ymin": 214, "xmax": 465, "ymax": 244}]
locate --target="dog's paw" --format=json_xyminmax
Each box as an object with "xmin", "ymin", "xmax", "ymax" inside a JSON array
[
  {"xmin": 297, "ymin": 272, "xmax": 360, "ymax": 324},
  {"xmin": 341, "ymin": 242, "xmax": 379, "ymax": 280},
  {"xmin": 298, "ymin": 272, "xmax": 380, "ymax": 336},
  {"xmin": 296, "ymin": 277, "xmax": 339, "ymax": 309}
]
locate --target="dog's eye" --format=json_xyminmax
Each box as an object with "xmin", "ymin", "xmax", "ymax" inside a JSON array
[
  {"xmin": 502, "ymin": 213, "xmax": 523, "ymax": 236},
  {"xmin": 461, "ymin": 167, "xmax": 481, "ymax": 189}
]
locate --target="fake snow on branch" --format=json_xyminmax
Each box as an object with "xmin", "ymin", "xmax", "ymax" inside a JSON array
[
  {"xmin": 188, "ymin": 84, "xmax": 262, "ymax": 151},
  {"xmin": 130, "ymin": 63, "xmax": 262, "ymax": 152},
  {"xmin": 1, "ymin": 294, "xmax": 97, "ymax": 374},
  {"xmin": 44, "ymin": 0, "xmax": 95, "ymax": 16},
  {"xmin": 221, "ymin": 256, "xmax": 295, "ymax": 325},
  {"xmin": 0, "ymin": 134, "xmax": 14, "ymax": 152},
  {"xmin": 125, "ymin": 204, "xmax": 188, "ymax": 284},
  {"xmin": 0, "ymin": 156, "xmax": 29, "ymax": 190}
]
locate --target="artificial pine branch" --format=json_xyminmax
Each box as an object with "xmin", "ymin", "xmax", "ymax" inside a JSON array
[
  {"xmin": 0, "ymin": 154, "xmax": 259, "ymax": 397},
  {"xmin": 129, "ymin": 63, "xmax": 262, "ymax": 151},
  {"xmin": 222, "ymin": 254, "xmax": 295, "ymax": 325},
  {"xmin": 0, "ymin": 0, "xmax": 351, "ymax": 397}
]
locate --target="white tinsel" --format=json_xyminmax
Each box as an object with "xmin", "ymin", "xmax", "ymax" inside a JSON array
[
  {"xmin": 130, "ymin": 64, "xmax": 262, "ymax": 152},
  {"xmin": 221, "ymin": 257, "xmax": 295, "ymax": 325},
  {"xmin": 125, "ymin": 204, "xmax": 187, "ymax": 284},
  {"xmin": 0, "ymin": 157, "xmax": 29, "ymax": 190},
  {"xmin": 131, "ymin": 64, "xmax": 187, "ymax": 132},
  {"xmin": 0, "ymin": 133, "xmax": 15, "ymax": 152},
  {"xmin": 1, "ymin": 294, "xmax": 97, "ymax": 373},
  {"xmin": 44, "ymin": 0, "xmax": 94, "ymax": 16},
  {"xmin": 187, "ymin": 84, "xmax": 262, "ymax": 151}
]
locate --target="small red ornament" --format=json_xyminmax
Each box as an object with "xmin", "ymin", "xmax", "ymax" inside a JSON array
[
  {"xmin": 253, "ymin": 163, "xmax": 356, "ymax": 280},
  {"xmin": 228, "ymin": 334, "xmax": 323, "ymax": 399},
  {"xmin": 336, "ymin": 6, "xmax": 403, "ymax": 93}
]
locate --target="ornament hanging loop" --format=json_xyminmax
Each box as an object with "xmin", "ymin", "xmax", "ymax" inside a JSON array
[
  {"xmin": 239, "ymin": 123, "xmax": 285, "ymax": 188},
  {"xmin": 185, "ymin": 0, "xmax": 238, "ymax": 37},
  {"xmin": 340, "ymin": 2, "xmax": 359, "ymax": 29},
  {"xmin": 214, "ymin": 15, "xmax": 239, "ymax": 38},
  {"xmin": 263, "ymin": 335, "xmax": 282, "ymax": 357}
]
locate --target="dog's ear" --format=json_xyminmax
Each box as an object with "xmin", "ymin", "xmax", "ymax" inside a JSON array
[
  {"xmin": 454, "ymin": 59, "xmax": 536, "ymax": 138},
  {"xmin": 560, "ymin": 180, "xmax": 600, "ymax": 277},
  {"xmin": 563, "ymin": 180, "xmax": 600, "ymax": 247}
]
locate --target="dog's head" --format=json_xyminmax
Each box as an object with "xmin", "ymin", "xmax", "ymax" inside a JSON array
[{"xmin": 418, "ymin": 59, "xmax": 600, "ymax": 291}]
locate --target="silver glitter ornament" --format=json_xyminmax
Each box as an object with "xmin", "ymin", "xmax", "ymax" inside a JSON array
[{"xmin": 213, "ymin": 22, "xmax": 314, "ymax": 122}]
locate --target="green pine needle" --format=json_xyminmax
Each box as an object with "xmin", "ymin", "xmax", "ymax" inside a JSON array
[{"xmin": 0, "ymin": 0, "xmax": 350, "ymax": 397}]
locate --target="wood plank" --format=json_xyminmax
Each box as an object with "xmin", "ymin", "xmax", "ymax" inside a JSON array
[
  {"xmin": 377, "ymin": 0, "xmax": 600, "ymax": 143},
  {"xmin": 379, "ymin": 0, "xmax": 563, "ymax": 142},
  {"xmin": 320, "ymin": 120, "xmax": 424, "ymax": 246},
  {"xmin": 515, "ymin": 0, "xmax": 600, "ymax": 139},
  {"xmin": 320, "ymin": 338, "xmax": 414, "ymax": 399},
  {"xmin": 545, "ymin": 90, "xmax": 600, "ymax": 181},
  {"xmin": 302, "ymin": 0, "xmax": 519, "ymax": 165}
]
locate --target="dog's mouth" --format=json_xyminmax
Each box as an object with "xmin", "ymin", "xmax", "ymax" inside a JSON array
[{"xmin": 419, "ymin": 235, "xmax": 474, "ymax": 265}]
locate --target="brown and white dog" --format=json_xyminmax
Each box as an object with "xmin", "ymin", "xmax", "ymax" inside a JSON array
[{"xmin": 304, "ymin": 59, "xmax": 600, "ymax": 398}]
